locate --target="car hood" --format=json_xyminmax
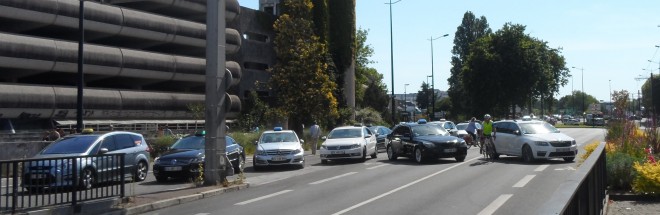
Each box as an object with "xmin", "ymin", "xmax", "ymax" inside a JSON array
[
  {"xmin": 415, "ymin": 135, "xmax": 463, "ymax": 143},
  {"xmin": 323, "ymin": 138, "xmax": 365, "ymax": 146},
  {"xmin": 159, "ymin": 149, "xmax": 204, "ymax": 159},
  {"xmin": 525, "ymin": 133, "xmax": 574, "ymax": 142},
  {"xmin": 258, "ymin": 142, "xmax": 302, "ymax": 151}
]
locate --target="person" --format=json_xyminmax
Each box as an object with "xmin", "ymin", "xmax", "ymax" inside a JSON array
[
  {"xmin": 465, "ymin": 117, "xmax": 479, "ymax": 146},
  {"xmin": 56, "ymin": 128, "xmax": 66, "ymax": 137},
  {"xmin": 163, "ymin": 126, "xmax": 173, "ymax": 136},
  {"xmin": 42, "ymin": 129, "xmax": 60, "ymax": 141},
  {"xmin": 309, "ymin": 121, "xmax": 321, "ymax": 155},
  {"xmin": 480, "ymin": 114, "xmax": 497, "ymax": 153}
]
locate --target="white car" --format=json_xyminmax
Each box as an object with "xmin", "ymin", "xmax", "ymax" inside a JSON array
[
  {"xmin": 319, "ymin": 126, "xmax": 378, "ymax": 164},
  {"xmin": 492, "ymin": 120, "xmax": 578, "ymax": 162},
  {"xmin": 430, "ymin": 120, "xmax": 459, "ymax": 136},
  {"xmin": 253, "ymin": 127, "xmax": 305, "ymax": 170}
]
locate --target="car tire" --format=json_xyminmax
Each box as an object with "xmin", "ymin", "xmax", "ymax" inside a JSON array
[
  {"xmin": 414, "ymin": 147, "xmax": 425, "ymax": 164},
  {"xmin": 79, "ymin": 167, "xmax": 96, "ymax": 190},
  {"xmin": 563, "ymin": 157, "xmax": 575, "ymax": 162},
  {"xmin": 155, "ymin": 175, "xmax": 168, "ymax": 183},
  {"xmin": 134, "ymin": 161, "xmax": 148, "ymax": 182},
  {"xmin": 360, "ymin": 147, "xmax": 367, "ymax": 162},
  {"xmin": 455, "ymin": 155, "xmax": 466, "ymax": 162},
  {"xmin": 387, "ymin": 145, "xmax": 398, "ymax": 161},
  {"xmin": 490, "ymin": 144, "xmax": 500, "ymax": 159},
  {"xmin": 234, "ymin": 155, "xmax": 245, "ymax": 174},
  {"xmin": 522, "ymin": 145, "xmax": 534, "ymax": 163}
]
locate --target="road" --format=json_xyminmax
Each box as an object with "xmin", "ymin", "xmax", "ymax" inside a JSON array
[{"xmin": 136, "ymin": 128, "xmax": 605, "ymax": 215}]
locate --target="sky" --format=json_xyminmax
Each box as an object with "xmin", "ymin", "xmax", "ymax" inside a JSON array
[{"xmin": 238, "ymin": 0, "xmax": 660, "ymax": 103}]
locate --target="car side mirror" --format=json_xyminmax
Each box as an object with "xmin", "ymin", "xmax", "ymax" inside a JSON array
[
  {"xmin": 254, "ymin": 141, "xmax": 258, "ymax": 145},
  {"xmin": 365, "ymin": 134, "xmax": 372, "ymax": 138},
  {"xmin": 300, "ymin": 139, "xmax": 305, "ymax": 144},
  {"xmin": 321, "ymin": 136, "xmax": 327, "ymax": 140},
  {"xmin": 514, "ymin": 130, "xmax": 521, "ymax": 135},
  {"xmin": 98, "ymin": 148, "xmax": 109, "ymax": 155}
]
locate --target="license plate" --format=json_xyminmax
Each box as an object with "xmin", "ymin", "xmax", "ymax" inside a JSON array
[
  {"xmin": 30, "ymin": 174, "xmax": 47, "ymax": 179},
  {"xmin": 272, "ymin": 156, "xmax": 287, "ymax": 161},
  {"xmin": 444, "ymin": 148, "xmax": 457, "ymax": 153},
  {"xmin": 331, "ymin": 150, "xmax": 345, "ymax": 154},
  {"xmin": 164, "ymin": 166, "xmax": 182, "ymax": 171},
  {"xmin": 556, "ymin": 148, "xmax": 571, "ymax": 152}
]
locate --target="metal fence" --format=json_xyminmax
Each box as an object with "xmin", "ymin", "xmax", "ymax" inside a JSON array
[
  {"xmin": 539, "ymin": 142, "xmax": 607, "ymax": 215},
  {"xmin": 0, "ymin": 154, "xmax": 125, "ymax": 213}
]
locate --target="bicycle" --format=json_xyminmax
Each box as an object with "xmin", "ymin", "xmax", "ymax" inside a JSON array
[
  {"xmin": 481, "ymin": 135, "xmax": 497, "ymax": 159},
  {"xmin": 464, "ymin": 132, "xmax": 480, "ymax": 149}
]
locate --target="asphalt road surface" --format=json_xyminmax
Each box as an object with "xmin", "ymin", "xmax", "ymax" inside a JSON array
[{"xmin": 137, "ymin": 128, "xmax": 606, "ymax": 215}]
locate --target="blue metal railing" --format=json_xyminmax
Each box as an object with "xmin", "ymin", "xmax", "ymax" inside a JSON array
[
  {"xmin": 0, "ymin": 154, "xmax": 125, "ymax": 213},
  {"xmin": 539, "ymin": 142, "xmax": 607, "ymax": 215}
]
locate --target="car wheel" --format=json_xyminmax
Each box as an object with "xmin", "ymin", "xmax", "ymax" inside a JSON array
[
  {"xmin": 80, "ymin": 168, "xmax": 96, "ymax": 190},
  {"xmin": 563, "ymin": 157, "xmax": 575, "ymax": 162},
  {"xmin": 522, "ymin": 145, "xmax": 534, "ymax": 163},
  {"xmin": 360, "ymin": 147, "xmax": 367, "ymax": 162},
  {"xmin": 155, "ymin": 175, "xmax": 168, "ymax": 183},
  {"xmin": 234, "ymin": 155, "xmax": 245, "ymax": 174},
  {"xmin": 321, "ymin": 159, "xmax": 328, "ymax": 164},
  {"xmin": 387, "ymin": 145, "xmax": 398, "ymax": 161},
  {"xmin": 414, "ymin": 147, "xmax": 425, "ymax": 163},
  {"xmin": 134, "ymin": 161, "xmax": 148, "ymax": 182},
  {"xmin": 490, "ymin": 144, "xmax": 500, "ymax": 159},
  {"xmin": 455, "ymin": 155, "xmax": 466, "ymax": 162}
]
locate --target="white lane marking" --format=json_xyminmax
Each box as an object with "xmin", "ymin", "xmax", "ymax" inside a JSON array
[
  {"xmin": 534, "ymin": 165, "xmax": 549, "ymax": 172},
  {"xmin": 477, "ymin": 194, "xmax": 513, "ymax": 215},
  {"xmin": 512, "ymin": 175, "xmax": 536, "ymax": 188},
  {"xmin": 554, "ymin": 166, "xmax": 576, "ymax": 171},
  {"xmin": 366, "ymin": 164, "xmax": 389, "ymax": 170},
  {"xmin": 309, "ymin": 172, "xmax": 358, "ymax": 185},
  {"xmin": 332, "ymin": 156, "xmax": 481, "ymax": 215},
  {"xmin": 234, "ymin": 190, "xmax": 293, "ymax": 206},
  {"xmin": 194, "ymin": 213, "xmax": 210, "ymax": 215}
]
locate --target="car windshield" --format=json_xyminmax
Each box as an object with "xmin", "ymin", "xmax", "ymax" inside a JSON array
[
  {"xmin": 261, "ymin": 132, "xmax": 298, "ymax": 143},
  {"xmin": 456, "ymin": 124, "xmax": 468, "ymax": 130},
  {"xmin": 171, "ymin": 136, "xmax": 205, "ymax": 150},
  {"xmin": 411, "ymin": 124, "xmax": 448, "ymax": 137},
  {"xmin": 41, "ymin": 136, "xmax": 99, "ymax": 154},
  {"xmin": 519, "ymin": 122, "xmax": 559, "ymax": 134},
  {"xmin": 328, "ymin": 128, "xmax": 362, "ymax": 139}
]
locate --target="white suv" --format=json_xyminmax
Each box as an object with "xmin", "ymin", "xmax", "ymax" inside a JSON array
[
  {"xmin": 492, "ymin": 120, "xmax": 577, "ymax": 162},
  {"xmin": 319, "ymin": 126, "xmax": 378, "ymax": 164}
]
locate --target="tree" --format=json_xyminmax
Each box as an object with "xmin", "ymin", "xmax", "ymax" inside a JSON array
[
  {"xmin": 271, "ymin": 0, "xmax": 339, "ymax": 134},
  {"xmin": 416, "ymin": 82, "xmax": 432, "ymax": 110},
  {"xmin": 328, "ymin": 0, "xmax": 356, "ymax": 113},
  {"xmin": 447, "ymin": 11, "xmax": 492, "ymax": 118},
  {"xmin": 641, "ymin": 75, "xmax": 660, "ymax": 116}
]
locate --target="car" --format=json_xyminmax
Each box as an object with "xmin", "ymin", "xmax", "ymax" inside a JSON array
[
  {"xmin": 429, "ymin": 120, "xmax": 459, "ymax": 136},
  {"xmin": 319, "ymin": 125, "xmax": 378, "ymax": 164},
  {"xmin": 369, "ymin": 125, "xmax": 392, "ymax": 152},
  {"xmin": 492, "ymin": 120, "xmax": 578, "ymax": 162},
  {"xmin": 564, "ymin": 118, "xmax": 580, "ymax": 125},
  {"xmin": 456, "ymin": 122, "xmax": 481, "ymax": 145},
  {"xmin": 152, "ymin": 131, "xmax": 245, "ymax": 182},
  {"xmin": 253, "ymin": 127, "xmax": 305, "ymax": 170},
  {"xmin": 386, "ymin": 119, "xmax": 468, "ymax": 163},
  {"xmin": 22, "ymin": 131, "xmax": 151, "ymax": 191}
]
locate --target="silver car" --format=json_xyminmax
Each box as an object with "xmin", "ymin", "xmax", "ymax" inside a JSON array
[
  {"xmin": 253, "ymin": 128, "xmax": 305, "ymax": 170},
  {"xmin": 22, "ymin": 131, "xmax": 151, "ymax": 191}
]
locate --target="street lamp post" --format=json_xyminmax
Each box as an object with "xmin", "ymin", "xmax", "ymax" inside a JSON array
[
  {"xmin": 427, "ymin": 75, "xmax": 432, "ymax": 117},
  {"xmin": 428, "ymin": 34, "xmax": 448, "ymax": 121},
  {"xmin": 572, "ymin": 66, "xmax": 585, "ymax": 122},
  {"xmin": 386, "ymin": 0, "xmax": 401, "ymax": 124}
]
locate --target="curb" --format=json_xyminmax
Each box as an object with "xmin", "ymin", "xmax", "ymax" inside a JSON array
[{"xmin": 120, "ymin": 183, "xmax": 250, "ymax": 215}]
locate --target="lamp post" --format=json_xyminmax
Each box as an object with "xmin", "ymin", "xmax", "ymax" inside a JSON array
[
  {"xmin": 386, "ymin": 0, "xmax": 402, "ymax": 124},
  {"xmin": 76, "ymin": 0, "xmax": 86, "ymax": 133},
  {"xmin": 404, "ymin": 83, "xmax": 409, "ymax": 121},
  {"xmin": 429, "ymin": 34, "xmax": 449, "ymax": 121},
  {"xmin": 572, "ymin": 66, "xmax": 585, "ymax": 122}
]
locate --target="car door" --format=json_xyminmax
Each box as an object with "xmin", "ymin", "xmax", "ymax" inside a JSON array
[
  {"xmin": 389, "ymin": 126, "xmax": 406, "ymax": 154},
  {"xmin": 507, "ymin": 123, "xmax": 525, "ymax": 156},
  {"xmin": 399, "ymin": 126, "xmax": 415, "ymax": 156},
  {"xmin": 97, "ymin": 135, "xmax": 118, "ymax": 182},
  {"xmin": 492, "ymin": 122, "xmax": 511, "ymax": 154},
  {"xmin": 363, "ymin": 127, "xmax": 377, "ymax": 154},
  {"xmin": 225, "ymin": 136, "xmax": 240, "ymax": 164},
  {"xmin": 113, "ymin": 133, "xmax": 139, "ymax": 179}
]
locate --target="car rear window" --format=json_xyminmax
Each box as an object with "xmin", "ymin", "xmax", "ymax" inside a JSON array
[{"xmin": 41, "ymin": 136, "xmax": 99, "ymax": 154}]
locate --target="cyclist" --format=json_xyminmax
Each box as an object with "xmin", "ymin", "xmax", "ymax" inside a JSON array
[
  {"xmin": 465, "ymin": 117, "xmax": 479, "ymax": 146},
  {"xmin": 480, "ymin": 114, "xmax": 497, "ymax": 154}
]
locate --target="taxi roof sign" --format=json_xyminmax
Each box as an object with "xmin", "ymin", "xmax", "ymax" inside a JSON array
[{"xmin": 274, "ymin": 127, "xmax": 283, "ymax": 131}]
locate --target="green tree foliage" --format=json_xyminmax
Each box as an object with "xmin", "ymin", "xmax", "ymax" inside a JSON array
[
  {"xmin": 612, "ymin": 90, "xmax": 630, "ymax": 119},
  {"xmin": 328, "ymin": 0, "xmax": 356, "ymax": 107},
  {"xmin": 557, "ymin": 91, "xmax": 599, "ymax": 115},
  {"xmin": 416, "ymin": 82, "xmax": 432, "ymax": 110},
  {"xmin": 311, "ymin": 0, "xmax": 329, "ymax": 42},
  {"xmin": 354, "ymin": 28, "xmax": 389, "ymax": 119},
  {"xmin": 355, "ymin": 107, "xmax": 386, "ymax": 126},
  {"xmin": 271, "ymin": 0, "xmax": 339, "ymax": 133},
  {"xmin": 447, "ymin": 11, "xmax": 492, "ymax": 118},
  {"xmin": 641, "ymin": 75, "xmax": 660, "ymax": 116}
]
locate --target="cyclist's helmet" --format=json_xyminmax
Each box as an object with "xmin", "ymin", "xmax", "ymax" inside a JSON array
[{"xmin": 484, "ymin": 114, "xmax": 491, "ymax": 120}]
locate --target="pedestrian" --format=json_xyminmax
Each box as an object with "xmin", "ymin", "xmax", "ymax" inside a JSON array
[
  {"xmin": 56, "ymin": 128, "xmax": 65, "ymax": 137},
  {"xmin": 309, "ymin": 121, "xmax": 321, "ymax": 155},
  {"xmin": 163, "ymin": 126, "xmax": 173, "ymax": 136},
  {"xmin": 43, "ymin": 129, "xmax": 60, "ymax": 141}
]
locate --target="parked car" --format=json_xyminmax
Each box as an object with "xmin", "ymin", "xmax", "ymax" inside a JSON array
[
  {"xmin": 152, "ymin": 130, "xmax": 245, "ymax": 182},
  {"xmin": 386, "ymin": 119, "xmax": 468, "ymax": 163},
  {"xmin": 253, "ymin": 127, "xmax": 305, "ymax": 170},
  {"xmin": 563, "ymin": 118, "xmax": 580, "ymax": 125},
  {"xmin": 22, "ymin": 131, "xmax": 151, "ymax": 191},
  {"xmin": 492, "ymin": 120, "xmax": 577, "ymax": 162},
  {"xmin": 319, "ymin": 125, "xmax": 378, "ymax": 164},
  {"xmin": 369, "ymin": 125, "xmax": 392, "ymax": 152},
  {"xmin": 429, "ymin": 120, "xmax": 459, "ymax": 136}
]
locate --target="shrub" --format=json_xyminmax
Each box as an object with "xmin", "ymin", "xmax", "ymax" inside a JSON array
[
  {"xmin": 230, "ymin": 132, "xmax": 261, "ymax": 155},
  {"xmin": 581, "ymin": 141, "xmax": 600, "ymax": 161},
  {"xmin": 607, "ymin": 151, "xmax": 644, "ymax": 190},
  {"xmin": 150, "ymin": 136, "xmax": 177, "ymax": 158},
  {"xmin": 632, "ymin": 161, "xmax": 660, "ymax": 195}
]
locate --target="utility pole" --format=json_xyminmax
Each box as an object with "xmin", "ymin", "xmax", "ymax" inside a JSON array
[
  {"xmin": 428, "ymin": 34, "xmax": 448, "ymax": 121},
  {"xmin": 76, "ymin": 0, "xmax": 85, "ymax": 133},
  {"xmin": 386, "ymin": 0, "xmax": 401, "ymax": 124}
]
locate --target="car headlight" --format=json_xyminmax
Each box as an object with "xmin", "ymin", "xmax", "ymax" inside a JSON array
[
  {"xmin": 350, "ymin": 144, "xmax": 361, "ymax": 149},
  {"xmin": 572, "ymin": 140, "xmax": 577, "ymax": 145},
  {"xmin": 535, "ymin": 141, "xmax": 549, "ymax": 146},
  {"xmin": 423, "ymin": 142, "xmax": 435, "ymax": 148},
  {"xmin": 292, "ymin": 149, "xmax": 302, "ymax": 154},
  {"xmin": 320, "ymin": 144, "xmax": 327, "ymax": 149},
  {"xmin": 154, "ymin": 157, "xmax": 160, "ymax": 165},
  {"xmin": 256, "ymin": 149, "xmax": 267, "ymax": 156}
]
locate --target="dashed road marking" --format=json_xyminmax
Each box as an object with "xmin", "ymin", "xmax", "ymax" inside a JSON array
[
  {"xmin": 513, "ymin": 175, "xmax": 536, "ymax": 188},
  {"xmin": 477, "ymin": 194, "xmax": 513, "ymax": 215},
  {"xmin": 234, "ymin": 190, "xmax": 293, "ymax": 205},
  {"xmin": 534, "ymin": 165, "xmax": 549, "ymax": 172},
  {"xmin": 309, "ymin": 172, "xmax": 357, "ymax": 185},
  {"xmin": 554, "ymin": 166, "xmax": 576, "ymax": 171},
  {"xmin": 366, "ymin": 164, "xmax": 389, "ymax": 170}
]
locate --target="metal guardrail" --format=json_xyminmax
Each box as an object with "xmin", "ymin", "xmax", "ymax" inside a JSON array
[
  {"xmin": 0, "ymin": 154, "xmax": 125, "ymax": 213},
  {"xmin": 539, "ymin": 142, "xmax": 607, "ymax": 215}
]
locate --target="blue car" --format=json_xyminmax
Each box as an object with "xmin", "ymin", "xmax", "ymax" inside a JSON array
[{"xmin": 369, "ymin": 126, "xmax": 391, "ymax": 152}]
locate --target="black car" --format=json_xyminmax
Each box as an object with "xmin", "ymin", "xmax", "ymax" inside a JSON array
[
  {"xmin": 386, "ymin": 120, "xmax": 468, "ymax": 163},
  {"xmin": 368, "ymin": 125, "xmax": 392, "ymax": 152},
  {"xmin": 152, "ymin": 131, "xmax": 245, "ymax": 182}
]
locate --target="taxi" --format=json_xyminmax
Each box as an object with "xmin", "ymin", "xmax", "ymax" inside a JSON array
[{"xmin": 253, "ymin": 127, "xmax": 305, "ymax": 170}]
